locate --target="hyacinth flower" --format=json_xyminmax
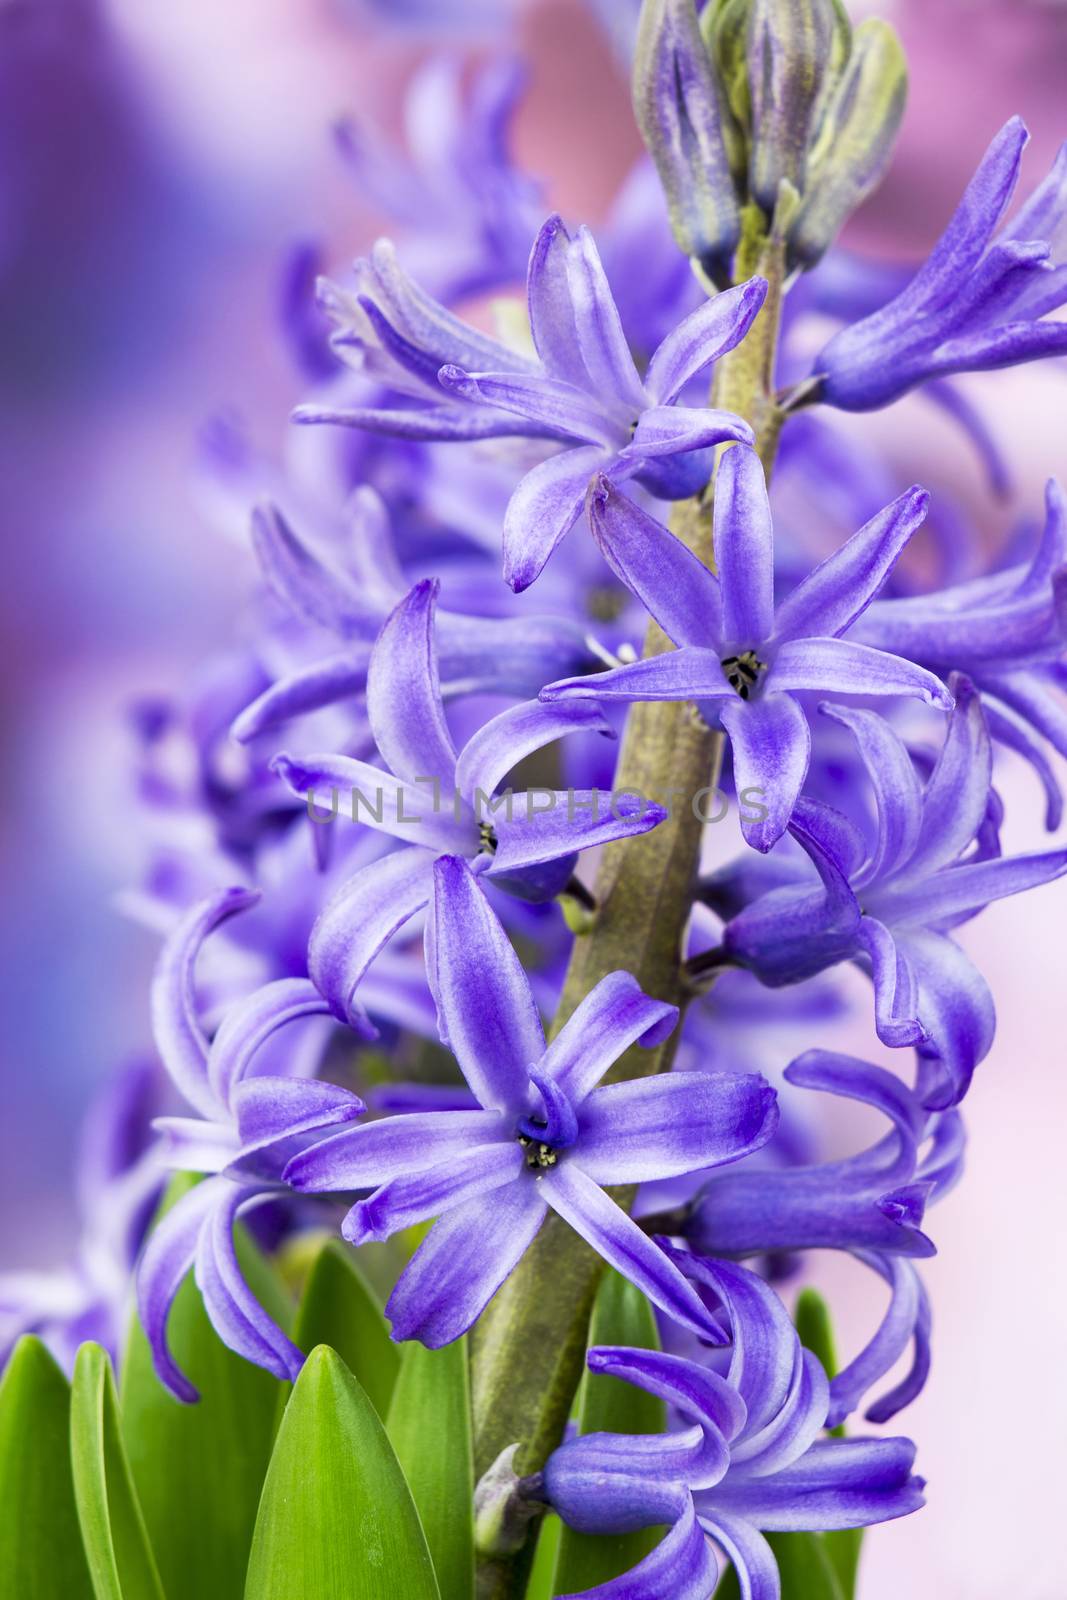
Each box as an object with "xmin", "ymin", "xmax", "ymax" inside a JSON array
[
  {"xmin": 231, "ymin": 490, "xmax": 599, "ymax": 745},
  {"xmin": 682, "ymin": 1051, "xmax": 965, "ymax": 1425},
  {"xmin": 273, "ymin": 580, "xmax": 667, "ymax": 1030},
  {"xmin": 296, "ymin": 216, "xmax": 766, "ymax": 589},
  {"xmin": 538, "ymin": 1256, "xmax": 923, "ymax": 1600},
  {"xmin": 710, "ymin": 681, "xmax": 1067, "ymax": 1107},
  {"xmin": 852, "ymin": 476, "xmax": 1067, "ymax": 827},
  {"xmin": 330, "ymin": 54, "xmax": 542, "ymax": 305},
  {"xmin": 284, "ymin": 856, "xmax": 777, "ymax": 1347},
  {"xmin": 541, "ymin": 450, "xmax": 951, "ymax": 851},
  {"xmin": 137, "ymin": 886, "xmax": 366, "ymax": 1399},
  {"xmin": 812, "ymin": 117, "xmax": 1067, "ymax": 412}
]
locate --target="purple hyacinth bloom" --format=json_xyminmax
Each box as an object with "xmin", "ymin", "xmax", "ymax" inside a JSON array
[
  {"xmin": 710, "ymin": 679, "xmax": 1067, "ymax": 1107},
  {"xmin": 231, "ymin": 491, "xmax": 598, "ymax": 744},
  {"xmin": 283, "ymin": 856, "xmax": 778, "ymax": 1348},
  {"xmin": 685, "ymin": 1051, "xmax": 964, "ymax": 1425},
  {"xmin": 296, "ymin": 218, "xmax": 765, "ymax": 589},
  {"xmin": 331, "ymin": 55, "xmax": 542, "ymax": 306},
  {"xmin": 541, "ymin": 452, "xmax": 951, "ymax": 851},
  {"xmin": 540, "ymin": 1257, "xmax": 923, "ymax": 1600},
  {"xmin": 852, "ymin": 477, "xmax": 1067, "ymax": 828},
  {"xmin": 137, "ymin": 887, "xmax": 364, "ymax": 1400},
  {"xmin": 814, "ymin": 117, "xmax": 1067, "ymax": 412},
  {"xmin": 273, "ymin": 579, "xmax": 668, "ymax": 1031}
]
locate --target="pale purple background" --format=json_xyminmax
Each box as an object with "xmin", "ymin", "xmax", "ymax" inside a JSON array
[{"xmin": 0, "ymin": 2, "xmax": 1064, "ymax": 1594}]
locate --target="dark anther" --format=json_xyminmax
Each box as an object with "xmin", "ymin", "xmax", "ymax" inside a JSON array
[
  {"xmin": 721, "ymin": 649, "xmax": 765, "ymax": 700},
  {"xmin": 479, "ymin": 822, "xmax": 498, "ymax": 853},
  {"xmin": 517, "ymin": 1133, "xmax": 558, "ymax": 1170}
]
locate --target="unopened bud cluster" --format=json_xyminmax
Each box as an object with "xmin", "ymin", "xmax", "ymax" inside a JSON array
[{"xmin": 634, "ymin": 0, "xmax": 907, "ymax": 283}]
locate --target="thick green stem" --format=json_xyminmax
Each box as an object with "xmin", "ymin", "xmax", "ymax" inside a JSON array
[{"xmin": 472, "ymin": 227, "xmax": 787, "ymax": 1600}]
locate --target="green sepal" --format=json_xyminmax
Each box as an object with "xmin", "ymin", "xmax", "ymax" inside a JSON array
[
  {"xmin": 0, "ymin": 1335, "xmax": 93, "ymax": 1596},
  {"xmin": 243, "ymin": 1345, "xmax": 440, "ymax": 1600},
  {"xmin": 119, "ymin": 1175, "xmax": 289, "ymax": 1600},
  {"xmin": 291, "ymin": 1237, "xmax": 400, "ymax": 1420},
  {"xmin": 550, "ymin": 1269, "xmax": 667, "ymax": 1596},
  {"xmin": 386, "ymin": 1337, "xmax": 475, "ymax": 1600},
  {"xmin": 70, "ymin": 1343, "xmax": 165, "ymax": 1600}
]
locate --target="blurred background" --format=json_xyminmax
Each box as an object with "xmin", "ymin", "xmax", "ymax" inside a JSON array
[{"xmin": 1, "ymin": 1, "xmax": 1064, "ymax": 1593}]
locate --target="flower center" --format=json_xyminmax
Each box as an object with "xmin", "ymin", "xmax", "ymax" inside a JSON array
[
  {"xmin": 517, "ymin": 1132, "xmax": 558, "ymax": 1169},
  {"xmin": 479, "ymin": 821, "xmax": 498, "ymax": 854},
  {"xmin": 721, "ymin": 649, "xmax": 766, "ymax": 701}
]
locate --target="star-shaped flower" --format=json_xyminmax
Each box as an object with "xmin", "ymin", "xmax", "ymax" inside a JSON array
[
  {"xmin": 297, "ymin": 217, "xmax": 765, "ymax": 588},
  {"xmin": 283, "ymin": 856, "xmax": 778, "ymax": 1348},
  {"xmin": 541, "ymin": 449, "xmax": 951, "ymax": 851}
]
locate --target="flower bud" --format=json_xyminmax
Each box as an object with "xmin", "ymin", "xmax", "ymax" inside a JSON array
[
  {"xmin": 746, "ymin": 0, "xmax": 851, "ymax": 215},
  {"xmin": 790, "ymin": 19, "xmax": 908, "ymax": 266},
  {"xmin": 632, "ymin": 0, "xmax": 741, "ymax": 282}
]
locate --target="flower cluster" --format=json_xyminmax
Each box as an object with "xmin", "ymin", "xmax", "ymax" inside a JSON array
[{"xmin": 9, "ymin": 4, "xmax": 1067, "ymax": 1597}]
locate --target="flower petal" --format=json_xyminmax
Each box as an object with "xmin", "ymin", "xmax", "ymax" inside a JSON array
[
  {"xmin": 538, "ymin": 971, "xmax": 678, "ymax": 1104},
  {"xmin": 272, "ymin": 751, "xmax": 464, "ymax": 852},
  {"xmin": 488, "ymin": 790, "xmax": 667, "ymax": 875},
  {"xmin": 207, "ymin": 978, "xmax": 333, "ymax": 1109},
  {"xmin": 283, "ymin": 1107, "xmax": 510, "ymax": 1191},
  {"xmin": 231, "ymin": 653, "xmax": 370, "ymax": 744},
  {"xmin": 645, "ymin": 279, "xmax": 769, "ymax": 405},
  {"xmin": 308, "ymin": 846, "xmax": 437, "ymax": 1030},
  {"xmin": 695, "ymin": 1512, "xmax": 777, "ymax": 1600},
  {"xmin": 819, "ymin": 707, "xmax": 922, "ymax": 886},
  {"xmin": 344, "ymin": 1143, "xmax": 525, "ymax": 1244},
  {"xmin": 588, "ymin": 474, "xmax": 723, "ymax": 648},
  {"xmin": 151, "ymin": 887, "xmax": 260, "ymax": 1119},
  {"xmin": 503, "ymin": 444, "xmax": 608, "ymax": 592},
  {"xmin": 772, "ymin": 487, "xmax": 930, "ymax": 643},
  {"xmin": 194, "ymin": 1184, "xmax": 305, "ymax": 1382},
  {"xmin": 367, "ymin": 580, "xmax": 458, "ymax": 790},
  {"xmin": 541, "ymin": 649, "xmax": 733, "ymax": 704},
  {"xmin": 438, "ymin": 367, "xmax": 619, "ymax": 446},
  {"xmin": 136, "ymin": 1176, "xmax": 224, "ymax": 1401},
  {"xmin": 720, "ymin": 693, "xmax": 811, "ymax": 853},
  {"xmin": 386, "ymin": 1182, "xmax": 548, "ymax": 1346},
  {"xmin": 542, "ymin": 1164, "xmax": 721, "ymax": 1341},
  {"xmin": 707, "ymin": 1435, "xmax": 924, "ymax": 1530},
  {"xmin": 767, "ymin": 638, "xmax": 953, "ymax": 705},
  {"xmin": 456, "ymin": 699, "xmax": 615, "ymax": 810},
  {"xmin": 576, "ymin": 1071, "xmax": 777, "ymax": 1184},
  {"xmin": 427, "ymin": 855, "xmax": 545, "ymax": 1112},
  {"xmin": 618, "ymin": 405, "xmax": 754, "ymax": 464},
  {"xmin": 714, "ymin": 445, "xmax": 774, "ymax": 649},
  {"xmin": 566, "ymin": 224, "xmax": 647, "ymax": 413},
  {"xmin": 558, "ymin": 1497, "xmax": 719, "ymax": 1600}
]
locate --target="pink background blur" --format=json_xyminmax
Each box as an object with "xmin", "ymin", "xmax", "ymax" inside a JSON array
[{"xmin": 1, "ymin": 2, "xmax": 1064, "ymax": 1594}]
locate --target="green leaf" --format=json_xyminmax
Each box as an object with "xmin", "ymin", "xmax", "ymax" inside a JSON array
[
  {"xmin": 119, "ymin": 1179, "xmax": 289, "ymax": 1600},
  {"xmin": 291, "ymin": 1238, "xmax": 400, "ymax": 1420},
  {"xmin": 0, "ymin": 1335, "xmax": 93, "ymax": 1596},
  {"xmin": 524, "ymin": 1513, "xmax": 562, "ymax": 1600},
  {"xmin": 794, "ymin": 1288, "xmax": 862, "ymax": 1596},
  {"xmin": 550, "ymin": 1270, "xmax": 667, "ymax": 1597},
  {"xmin": 767, "ymin": 1533, "xmax": 846, "ymax": 1600},
  {"xmin": 386, "ymin": 1337, "xmax": 474, "ymax": 1600},
  {"xmin": 244, "ymin": 1345, "xmax": 440, "ymax": 1600},
  {"xmin": 70, "ymin": 1343, "xmax": 165, "ymax": 1600}
]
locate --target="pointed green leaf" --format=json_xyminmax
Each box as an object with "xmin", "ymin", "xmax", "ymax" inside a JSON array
[
  {"xmin": 793, "ymin": 1288, "xmax": 862, "ymax": 1595},
  {"xmin": 386, "ymin": 1337, "xmax": 474, "ymax": 1600},
  {"xmin": 0, "ymin": 1335, "xmax": 93, "ymax": 1596},
  {"xmin": 244, "ymin": 1345, "xmax": 440, "ymax": 1600},
  {"xmin": 120, "ymin": 1179, "xmax": 289, "ymax": 1600},
  {"xmin": 70, "ymin": 1343, "xmax": 165, "ymax": 1600},
  {"xmin": 551, "ymin": 1270, "xmax": 667, "ymax": 1596},
  {"xmin": 292, "ymin": 1238, "xmax": 400, "ymax": 1420},
  {"xmin": 524, "ymin": 1512, "xmax": 562, "ymax": 1600}
]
